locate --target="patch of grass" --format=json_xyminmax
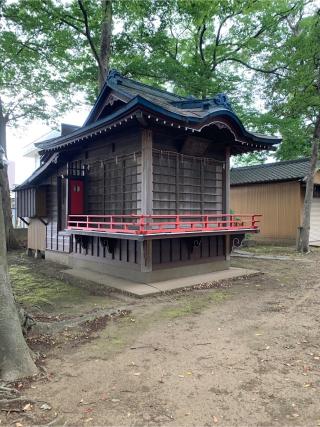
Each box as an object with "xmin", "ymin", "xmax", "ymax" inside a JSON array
[
  {"xmin": 159, "ymin": 291, "xmax": 228, "ymax": 320},
  {"xmin": 243, "ymin": 245, "xmax": 297, "ymax": 256},
  {"xmin": 79, "ymin": 292, "xmax": 229, "ymax": 359},
  {"xmin": 9, "ymin": 264, "xmax": 90, "ymax": 311}
]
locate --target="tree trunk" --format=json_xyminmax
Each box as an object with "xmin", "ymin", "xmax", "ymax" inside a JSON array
[
  {"xmin": 297, "ymin": 114, "xmax": 320, "ymax": 253},
  {"xmin": 0, "ymin": 188, "xmax": 38, "ymax": 381},
  {"xmin": 98, "ymin": 0, "xmax": 112, "ymax": 90},
  {"xmin": 0, "ymin": 100, "xmax": 18, "ymax": 249}
]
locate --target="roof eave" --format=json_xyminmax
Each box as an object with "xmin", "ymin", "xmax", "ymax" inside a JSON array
[{"xmin": 40, "ymin": 95, "xmax": 280, "ymax": 153}]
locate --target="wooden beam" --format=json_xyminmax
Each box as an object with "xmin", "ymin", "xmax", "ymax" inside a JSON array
[
  {"xmin": 141, "ymin": 129, "xmax": 153, "ymax": 215},
  {"xmin": 224, "ymin": 147, "xmax": 231, "ymax": 260},
  {"xmin": 140, "ymin": 240, "xmax": 152, "ymax": 272}
]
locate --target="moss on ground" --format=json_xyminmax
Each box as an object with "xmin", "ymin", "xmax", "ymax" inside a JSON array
[
  {"xmin": 242, "ymin": 245, "xmax": 297, "ymax": 256},
  {"xmin": 158, "ymin": 291, "xmax": 228, "ymax": 320},
  {"xmin": 82, "ymin": 292, "xmax": 229, "ymax": 359},
  {"xmin": 9, "ymin": 264, "xmax": 89, "ymax": 310},
  {"xmin": 8, "ymin": 252, "xmax": 120, "ymax": 314}
]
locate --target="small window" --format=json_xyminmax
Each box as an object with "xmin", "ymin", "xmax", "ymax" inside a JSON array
[{"xmin": 313, "ymin": 185, "xmax": 320, "ymax": 198}]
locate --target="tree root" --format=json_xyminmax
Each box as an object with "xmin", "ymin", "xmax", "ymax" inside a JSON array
[
  {"xmin": 0, "ymin": 397, "xmax": 36, "ymax": 406},
  {"xmin": 31, "ymin": 306, "xmax": 133, "ymax": 335}
]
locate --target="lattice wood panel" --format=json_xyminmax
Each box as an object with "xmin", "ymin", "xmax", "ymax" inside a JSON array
[
  {"xmin": 153, "ymin": 150, "xmax": 224, "ymax": 215},
  {"xmin": 86, "ymin": 152, "xmax": 142, "ymax": 215}
]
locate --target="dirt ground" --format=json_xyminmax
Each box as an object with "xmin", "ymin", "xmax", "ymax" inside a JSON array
[{"xmin": 2, "ymin": 248, "xmax": 320, "ymax": 427}]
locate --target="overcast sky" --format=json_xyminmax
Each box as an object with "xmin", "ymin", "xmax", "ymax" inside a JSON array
[{"xmin": 7, "ymin": 104, "xmax": 91, "ymax": 185}]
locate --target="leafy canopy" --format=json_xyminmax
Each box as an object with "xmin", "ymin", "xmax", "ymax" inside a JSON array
[{"xmin": 2, "ymin": 0, "xmax": 316, "ymax": 166}]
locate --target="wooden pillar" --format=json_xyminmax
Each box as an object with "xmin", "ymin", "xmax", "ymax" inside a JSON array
[
  {"xmin": 141, "ymin": 129, "xmax": 153, "ymax": 214},
  {"xmin": 176, "ymin": 155, "xmax": 180, "ymax": 214},
  {"xmin": 224, "ymin": 147, "xmax": 231, "ymax": 261},
  {"xmin": 66, "ymin": 162, "xmax": 70, "ymax": 224},
  {"xmin": 140, "ymin": 240, "xmax": 152, "ymax": 272},
  {"xmin": 140, "ymin": 129, "xmax": 153, "ymax": 272}
]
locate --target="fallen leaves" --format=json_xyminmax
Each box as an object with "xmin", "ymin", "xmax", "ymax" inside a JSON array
[
  {"xmin": 178, "ymin": 372, "xmax": 193, "ymax": 378},
  {"xmin": 22, "ymin": 403, "xmax": 32, "ymax": 412},
  {"xmin": 40, "ymin": 403, "xmax": 51, "ymax": 411}
]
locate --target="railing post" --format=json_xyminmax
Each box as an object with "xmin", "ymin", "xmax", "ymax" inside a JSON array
[
  {"xmin": 140, "ymin": 215, "xmax": 145, "ymax": 234},
  {"xmin": 252, "ymin": 215, "xmax": 257, "ymax": 229},
  {"xmin": 204, "ymin": 215, "xmax": 208, "ymax": 231}
]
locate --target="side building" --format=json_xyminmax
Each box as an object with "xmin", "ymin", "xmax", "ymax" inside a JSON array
[{"xmin": 231, "ymin": 158, "xmax": 320, "ymax": 246}]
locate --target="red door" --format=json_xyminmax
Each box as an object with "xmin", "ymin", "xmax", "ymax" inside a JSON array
[{"xmin": 69, "ymin": 179, "xmax": 84, "ymax": 215}]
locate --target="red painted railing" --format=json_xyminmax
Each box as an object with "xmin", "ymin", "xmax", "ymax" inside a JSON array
[{"xmin": 67, "ymin": 214, "xmax": 261, "ymax": 235}]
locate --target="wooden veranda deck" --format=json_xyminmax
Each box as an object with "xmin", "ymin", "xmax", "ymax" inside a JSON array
[{"xmin": 67, "ymin": 214, "xmax": 261, "ymax": 240}]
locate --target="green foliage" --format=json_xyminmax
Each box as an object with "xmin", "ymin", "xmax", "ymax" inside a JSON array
[
  {"xmin": 232, "ymin": 151, "xmax": 270, "ymax": 167},
  {"xmin": 260, "ymin": 9, "xmax": 320, "ymax": 159},
  {"xmin": 0, "ymin": 0, "xmax": 76, "ymax": 126},
  {"xmin": 1, "ymin": 0, "xmax": 317, "ymax": 163}
]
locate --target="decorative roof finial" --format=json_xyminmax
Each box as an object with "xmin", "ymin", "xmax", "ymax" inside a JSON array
[
  {"xmin": 107, "ymin": 69, "xmax": 122, "ymax": 84},
  {"xmin": 212, "ymin": 93, "xmax": 232, "ymax": 110}
]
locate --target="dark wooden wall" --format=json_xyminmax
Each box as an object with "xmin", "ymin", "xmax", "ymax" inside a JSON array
[
  {"xmin": 70, "ymin": 234, "xmax": 225, "ymax": 269},
  {"xmin": 72, "ymin": 235, "xmax": 140, "ymax": 266},
  {"xmin": 74, "ymin": 128, "xmax": 142, "ymax": 215},
  {"xmin": 152, "ymin": 235, "xmax": 225, "ymax": 267},
  {"xmin": 16, "ymin": 187, "xmax": 47, "ymax": 218},
  {"xmin": 44, "ymin": 128, "xmax": 141, "ymax": 252},
  {"xmin": 86, "ymin": 152, "xmax": 141, "ymax": 215},
  {"xmin": 153, "ymin": 150, "xmax": 223, "ymax": 215}
]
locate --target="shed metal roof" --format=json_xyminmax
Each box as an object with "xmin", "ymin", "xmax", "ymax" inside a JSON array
[{"xmin": 230, "ymin": 158, "xmax": 314, "ymax": 186}]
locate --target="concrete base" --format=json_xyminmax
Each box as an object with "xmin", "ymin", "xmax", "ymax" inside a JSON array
[
  {"xmin": 310, "ymin": 241, "xmax": 320, "ymax": 247},
  {"xmin": 45, "ymin": 250, "xmax": 71, "ymax": 267},
  {"xmin": 45, "ymin": 250, "xmax": 229, "ymax": 283},
  {"xmin": 70, "ymin": 256, "xmax": 229, "ymax": 283},
  {"xmin": 62, "ymin": 267, "xmax": 259, "ymax": 297}
]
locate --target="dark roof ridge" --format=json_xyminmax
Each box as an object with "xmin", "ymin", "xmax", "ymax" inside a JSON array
[
  {"xmin": 108, "ymin": 69, "xmax": 186, "ymax": 101},
  {"xmin": 231, "ymin": 157, "xmax": 310, "ymax": 171}
]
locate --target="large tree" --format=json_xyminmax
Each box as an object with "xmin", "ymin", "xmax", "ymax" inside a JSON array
[
  {"xmin": 0, "ymin": 0, "xmax": 116, "ymax": 380},
  {"xmin": 0, "ymin": 1, "xmax": 75, "ymax": 247},
  {"xmin": 0, "ymin": 0, "xmax": 75, "ymax": 380},
  {"xmin": 258, "ymin": 8, "xmax": 320, "ymax": 252},
  {"xmin": 0, "ymin": 159, "xmax": 37, "ymax": 380}
]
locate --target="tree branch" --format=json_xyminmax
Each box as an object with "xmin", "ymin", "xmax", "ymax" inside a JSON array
[
  {"xmin": 218, "ymin": 57, "xmax": 284, "ymax": 76},
  {"xmin": 77, "ymin": 0, "xmax": 103, "ymax": 72},
  {"xmin": 198, "ymin": 22, "xmax": 207, "ymax": 64},
  {"xmin": 212, "ymin": 13, "xmax": 236, "ymax": 69}
]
